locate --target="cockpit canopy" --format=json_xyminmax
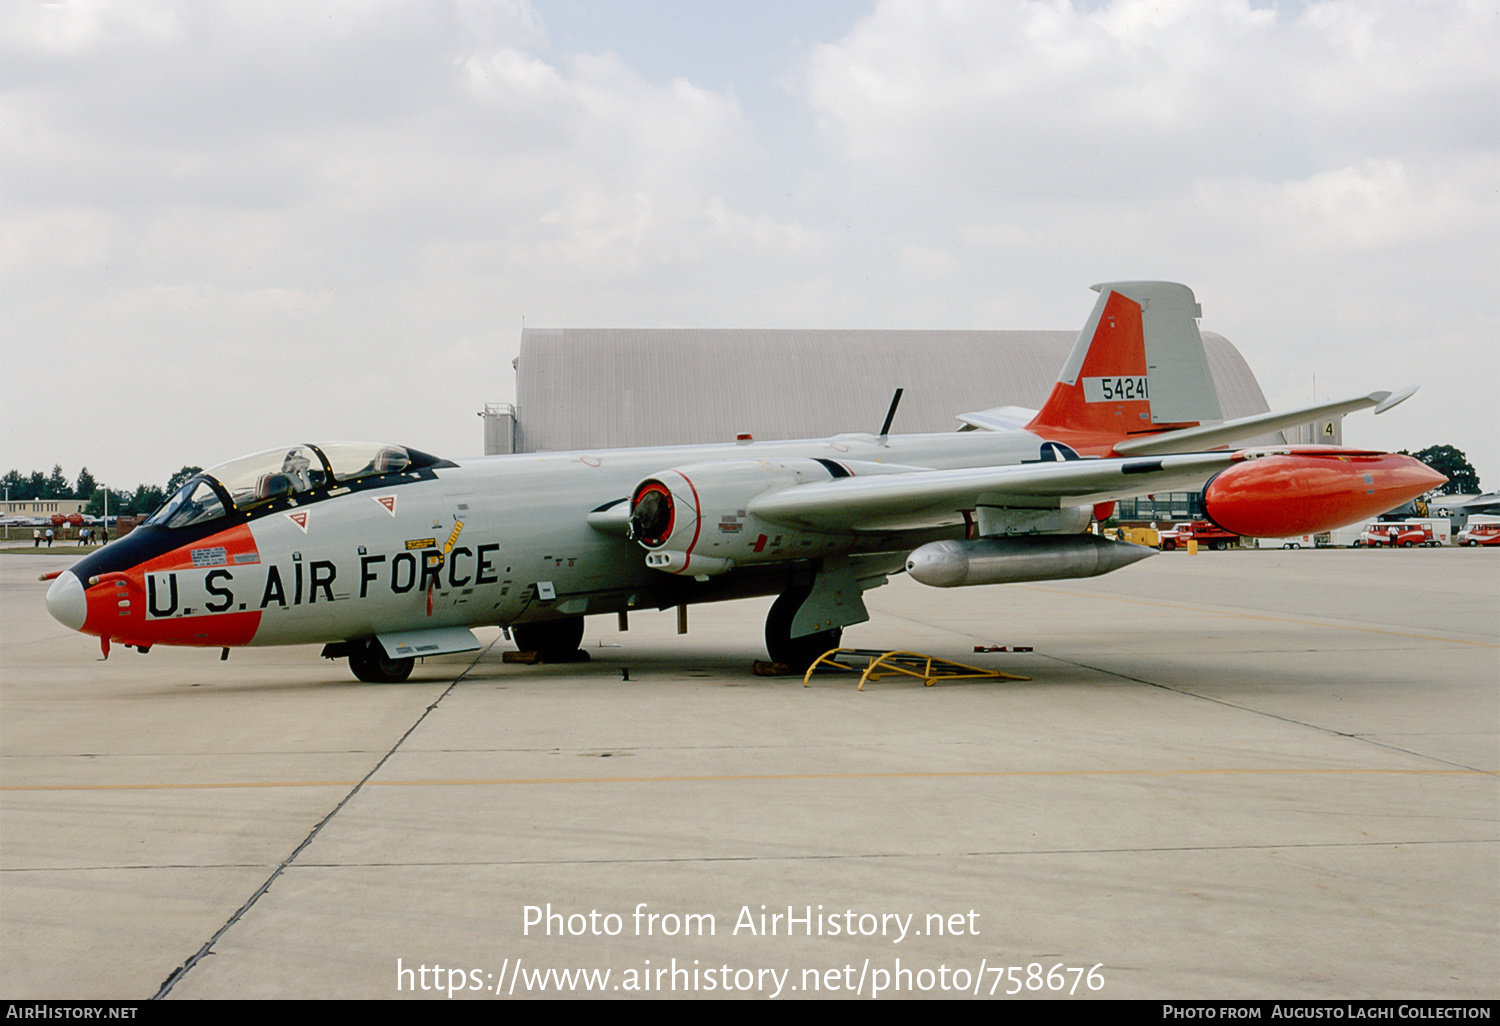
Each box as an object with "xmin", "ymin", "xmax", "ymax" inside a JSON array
[
  {"xmin": 144, "ymin": 442, "xmax": 426, "ymax": 529},
  {"xmin": 207, "ymin": 442, "xmax": 412, "ymax": 509}
]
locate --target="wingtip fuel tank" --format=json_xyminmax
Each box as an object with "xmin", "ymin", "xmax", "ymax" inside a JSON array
[{"xmin": 1202, "ymin": 449, "xmax": 1447, "ymax": 539}]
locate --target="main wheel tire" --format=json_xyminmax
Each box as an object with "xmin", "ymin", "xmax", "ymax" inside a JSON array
[
  {"xmin": 765, "ymin": 590, "xmax": 842, "ymax": 670},
  {"xmin": 348, "ymin": 639, "xmax": 414, "ymax": 683},
  {"xmin": 513, "ymin": 616, "xmax": 585, "ymax": 662}
]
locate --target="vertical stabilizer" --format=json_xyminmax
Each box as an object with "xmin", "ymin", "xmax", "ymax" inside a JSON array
[{"xmin": 1025, "ymin": 281, "xmax": 1222, "ymax": 451}]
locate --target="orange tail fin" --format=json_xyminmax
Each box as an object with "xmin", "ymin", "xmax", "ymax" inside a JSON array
[{"xmin": 1026, "ymin": 281, "xmax": 1221, "ymax": 454}]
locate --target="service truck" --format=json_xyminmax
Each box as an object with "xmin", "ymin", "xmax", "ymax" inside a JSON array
[
  {"xmin": 1156, "ymin": 521, "xmax": 1238, "ymax": 551},
  {"xmin": 1254, "ymin": 532, "xmax": 1322, "ymax": 549},
  {"xmin": 1457, "ymin": 515, "xmax": 1500, "ymax": 546},
  {"xmin": 1359, "ymin": 519, "xmax": 1449, "ymax": 547}
]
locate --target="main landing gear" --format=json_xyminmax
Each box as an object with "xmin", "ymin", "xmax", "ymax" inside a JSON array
[
  {"xmin": 512, "ymin": 616, "xmax": 587, "ymax": 663},
  {"xmin": 765, "ymin": 588, "xmax": 842, "ymax": 671}
]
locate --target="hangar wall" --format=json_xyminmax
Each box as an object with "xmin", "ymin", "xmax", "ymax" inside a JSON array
[{"xmin": 496, "ymin": 328, "xmax": 1276, "ymax": 454}]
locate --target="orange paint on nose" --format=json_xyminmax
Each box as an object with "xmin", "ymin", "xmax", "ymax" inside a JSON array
[{"xmin": 79, "ymin": 523, "xmax": 264, "ymax": 649}]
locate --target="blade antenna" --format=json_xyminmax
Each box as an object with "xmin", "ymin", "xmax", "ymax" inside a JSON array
[{"xmin": 878, "ymin": 388, "xmax": 904, "ymax": 443}]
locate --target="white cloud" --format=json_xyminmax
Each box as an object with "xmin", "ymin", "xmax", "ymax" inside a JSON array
[
  {"xmin": 794, "ymin": 0, "xmax": 1498, "ymax": 481},
  {"xmin": 0, "ymin": 209, "xmax": 117, "ymax": 273},
  {"xmin": 0, "ymin": 0, "xmax": 838, "ymax": 485},
  {"xmin": 1, "ymin": 0, "xmax": 186, "ymax": 54},
  {"xmin": 899, "ymin": 244, "xmax": 963, "ymax": 279},
  {"xmin": 803, "ymin": 0, "xmax": 1498, "ymax": 194}
]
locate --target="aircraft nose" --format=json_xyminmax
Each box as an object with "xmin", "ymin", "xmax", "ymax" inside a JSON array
[{"xmin": 46, "ymin": 571, "xmax": 88, "ymax": 631}]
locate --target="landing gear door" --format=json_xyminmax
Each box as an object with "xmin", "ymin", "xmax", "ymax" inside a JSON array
[
  {"xmin": 790, "ymin": 555, "xmax": 870, "ymax": 639},
  {"xmin": 376, "ymin": 626, "xmax": 482, "ymax": 659}
]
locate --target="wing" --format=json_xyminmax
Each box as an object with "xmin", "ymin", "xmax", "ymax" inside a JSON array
[{"xmin": 747, "ymin": 453, "xmax": 1235, "ymax": 533}]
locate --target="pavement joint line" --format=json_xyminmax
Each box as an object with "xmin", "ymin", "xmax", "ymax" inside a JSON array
[
  {"xmin": 233, "ymin": 836, "xmax": 1500, "ymax": 868},
  {"xmin": 5, "ymin": 836, "xmax": 1497, "ymax": 877},
  {"xmin": 7, "ymin": 732, "xmax": 1485, "ymax": 761},
  {"xmin": 6, "ymin": 838, "xmax": 1494, "ymax": 876},
  {"xmin": 149, "ymin": 636, "xmax": 497, "ymax": 1000},
  {"xmin": 2, "ymin": 863, "xmax": 274, "ymax": 873},
  {"xmin": 1045, "ymin": 653, "xmax": 1495, "ymax": 775},
  {"xmin": 1010, "ymin": 583, "xmax": 1500, "ymax": 648},
  {"xmin": 4, "ymin": 766, "xmax": 1490, "ymax": 793}
]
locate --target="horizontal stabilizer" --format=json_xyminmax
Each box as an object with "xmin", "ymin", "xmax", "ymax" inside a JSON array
[
  {"xmin": 955, "ymin": 406, "xmax": 1039, "ymax": 433},
  {"xmin": 1112, "ymin": 388, "xmax": 1417, "ymax": 456}
]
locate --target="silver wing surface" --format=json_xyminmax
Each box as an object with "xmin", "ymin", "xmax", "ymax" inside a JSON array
[{"xmin": 748, "ymin": 453, "xmax": 1236, "ymax": 533}]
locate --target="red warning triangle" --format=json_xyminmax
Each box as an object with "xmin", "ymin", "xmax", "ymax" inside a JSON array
[
  {"xmin": 286, "ymin": 511, "xmax": 309, "ymax": 532},
  {"xmin": 374, "ymin": 495, "xmax": 397, "ymax": 516}
]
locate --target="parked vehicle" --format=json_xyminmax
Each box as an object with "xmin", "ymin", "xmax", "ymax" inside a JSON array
[
  {"xmin": 1107, "ymin": 526, "xmax": 1160, "ymax": 547},
  {"xmin": 1360, "ymin": 520, "xmax": 1443, "ymax": 548},
  {"xmin": 1456, "ymin": 520, "xmax": 1500, "ymax": 546},
  {"xmin": 1329, "ymin": 525, "xmax": 1368, "ymax": 548},
  {"xmin": 1255, "ymin": 533, "xmax": 1320, "ymax": 549},
  {"xmin": 1157, "ymin": 521, "xmax": 1238, "ymax": 551}
]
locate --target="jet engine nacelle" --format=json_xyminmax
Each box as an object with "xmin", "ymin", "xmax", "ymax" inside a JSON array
[
  {"xmin": 1202, "ymin": 448, "xmax": 1448, "ymax": 538},
  {"xmin": 906, "ymin": 534, "xmax": 1156, "ymax": 588},
  {"xmin": 629, "ymin": 459, "xmax": 850, "ymax": 576}
]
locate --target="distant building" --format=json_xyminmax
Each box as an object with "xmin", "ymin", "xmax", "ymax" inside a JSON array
[
  {"xmin": 3, "ymin": 499, "xmax": 87, "ymax": 517},
  {"xmin": 485, "ymin": 328, "xmax": 1285, "ymax": 455}
]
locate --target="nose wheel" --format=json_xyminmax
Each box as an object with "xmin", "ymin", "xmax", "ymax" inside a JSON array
[{"xmin": 348, "ymin": 639, "xmax": 415, "ymax": 683}]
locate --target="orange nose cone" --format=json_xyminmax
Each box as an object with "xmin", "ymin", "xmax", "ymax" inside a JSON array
[{"xmin": 1204, "ymin": 453, "xmax": 1447, "ymax": 538}]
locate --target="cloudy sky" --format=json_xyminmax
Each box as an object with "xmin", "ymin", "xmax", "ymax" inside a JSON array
[{"xmin": 3, "ymin": 0, "xmax": 1496, "ymax": 494}]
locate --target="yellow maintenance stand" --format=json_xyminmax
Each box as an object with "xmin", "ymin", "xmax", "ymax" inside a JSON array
[{"xmin": 802, "ymin": 649, "xmax": 1030, "ymax": 690}]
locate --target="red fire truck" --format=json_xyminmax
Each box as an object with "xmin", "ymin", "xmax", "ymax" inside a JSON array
[{"xmin": 1156, "ymin": 521, "xmax": 1239, "ymax": 551}]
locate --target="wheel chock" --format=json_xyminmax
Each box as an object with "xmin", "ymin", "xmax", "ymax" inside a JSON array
[{"xmin": 803, "ymin": 648, "xmax": 1031, "ymax": 690}]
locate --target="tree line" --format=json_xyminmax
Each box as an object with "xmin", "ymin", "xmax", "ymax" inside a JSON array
[{"xmin": 2, "ymin": 465, "xmax": 202, "ymax": 517}]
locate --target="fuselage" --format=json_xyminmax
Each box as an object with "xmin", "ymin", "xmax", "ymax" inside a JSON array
[
  {"xmin": 42, "ymin": 279, "xmax": 1451, "ymax": 677},
  {"xmin": 47, "ymin": 428, "xmax": 1052, "ymax": 651}
]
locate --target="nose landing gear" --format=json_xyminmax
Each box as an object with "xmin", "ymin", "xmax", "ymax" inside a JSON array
[{"xmin": 347, "ymin": 638, "xmax": 415, "ymax": 683}]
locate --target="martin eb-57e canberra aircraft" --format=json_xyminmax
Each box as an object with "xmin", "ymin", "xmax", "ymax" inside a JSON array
[{"xmin": 45, "ymin": 282, "xmax": 1444, "ymax": 681}]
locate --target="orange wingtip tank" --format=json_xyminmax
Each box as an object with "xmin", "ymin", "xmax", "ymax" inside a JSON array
[{"xmin": 1203, "ymin": 449, "xmax": 1447, "ymax": 538}]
